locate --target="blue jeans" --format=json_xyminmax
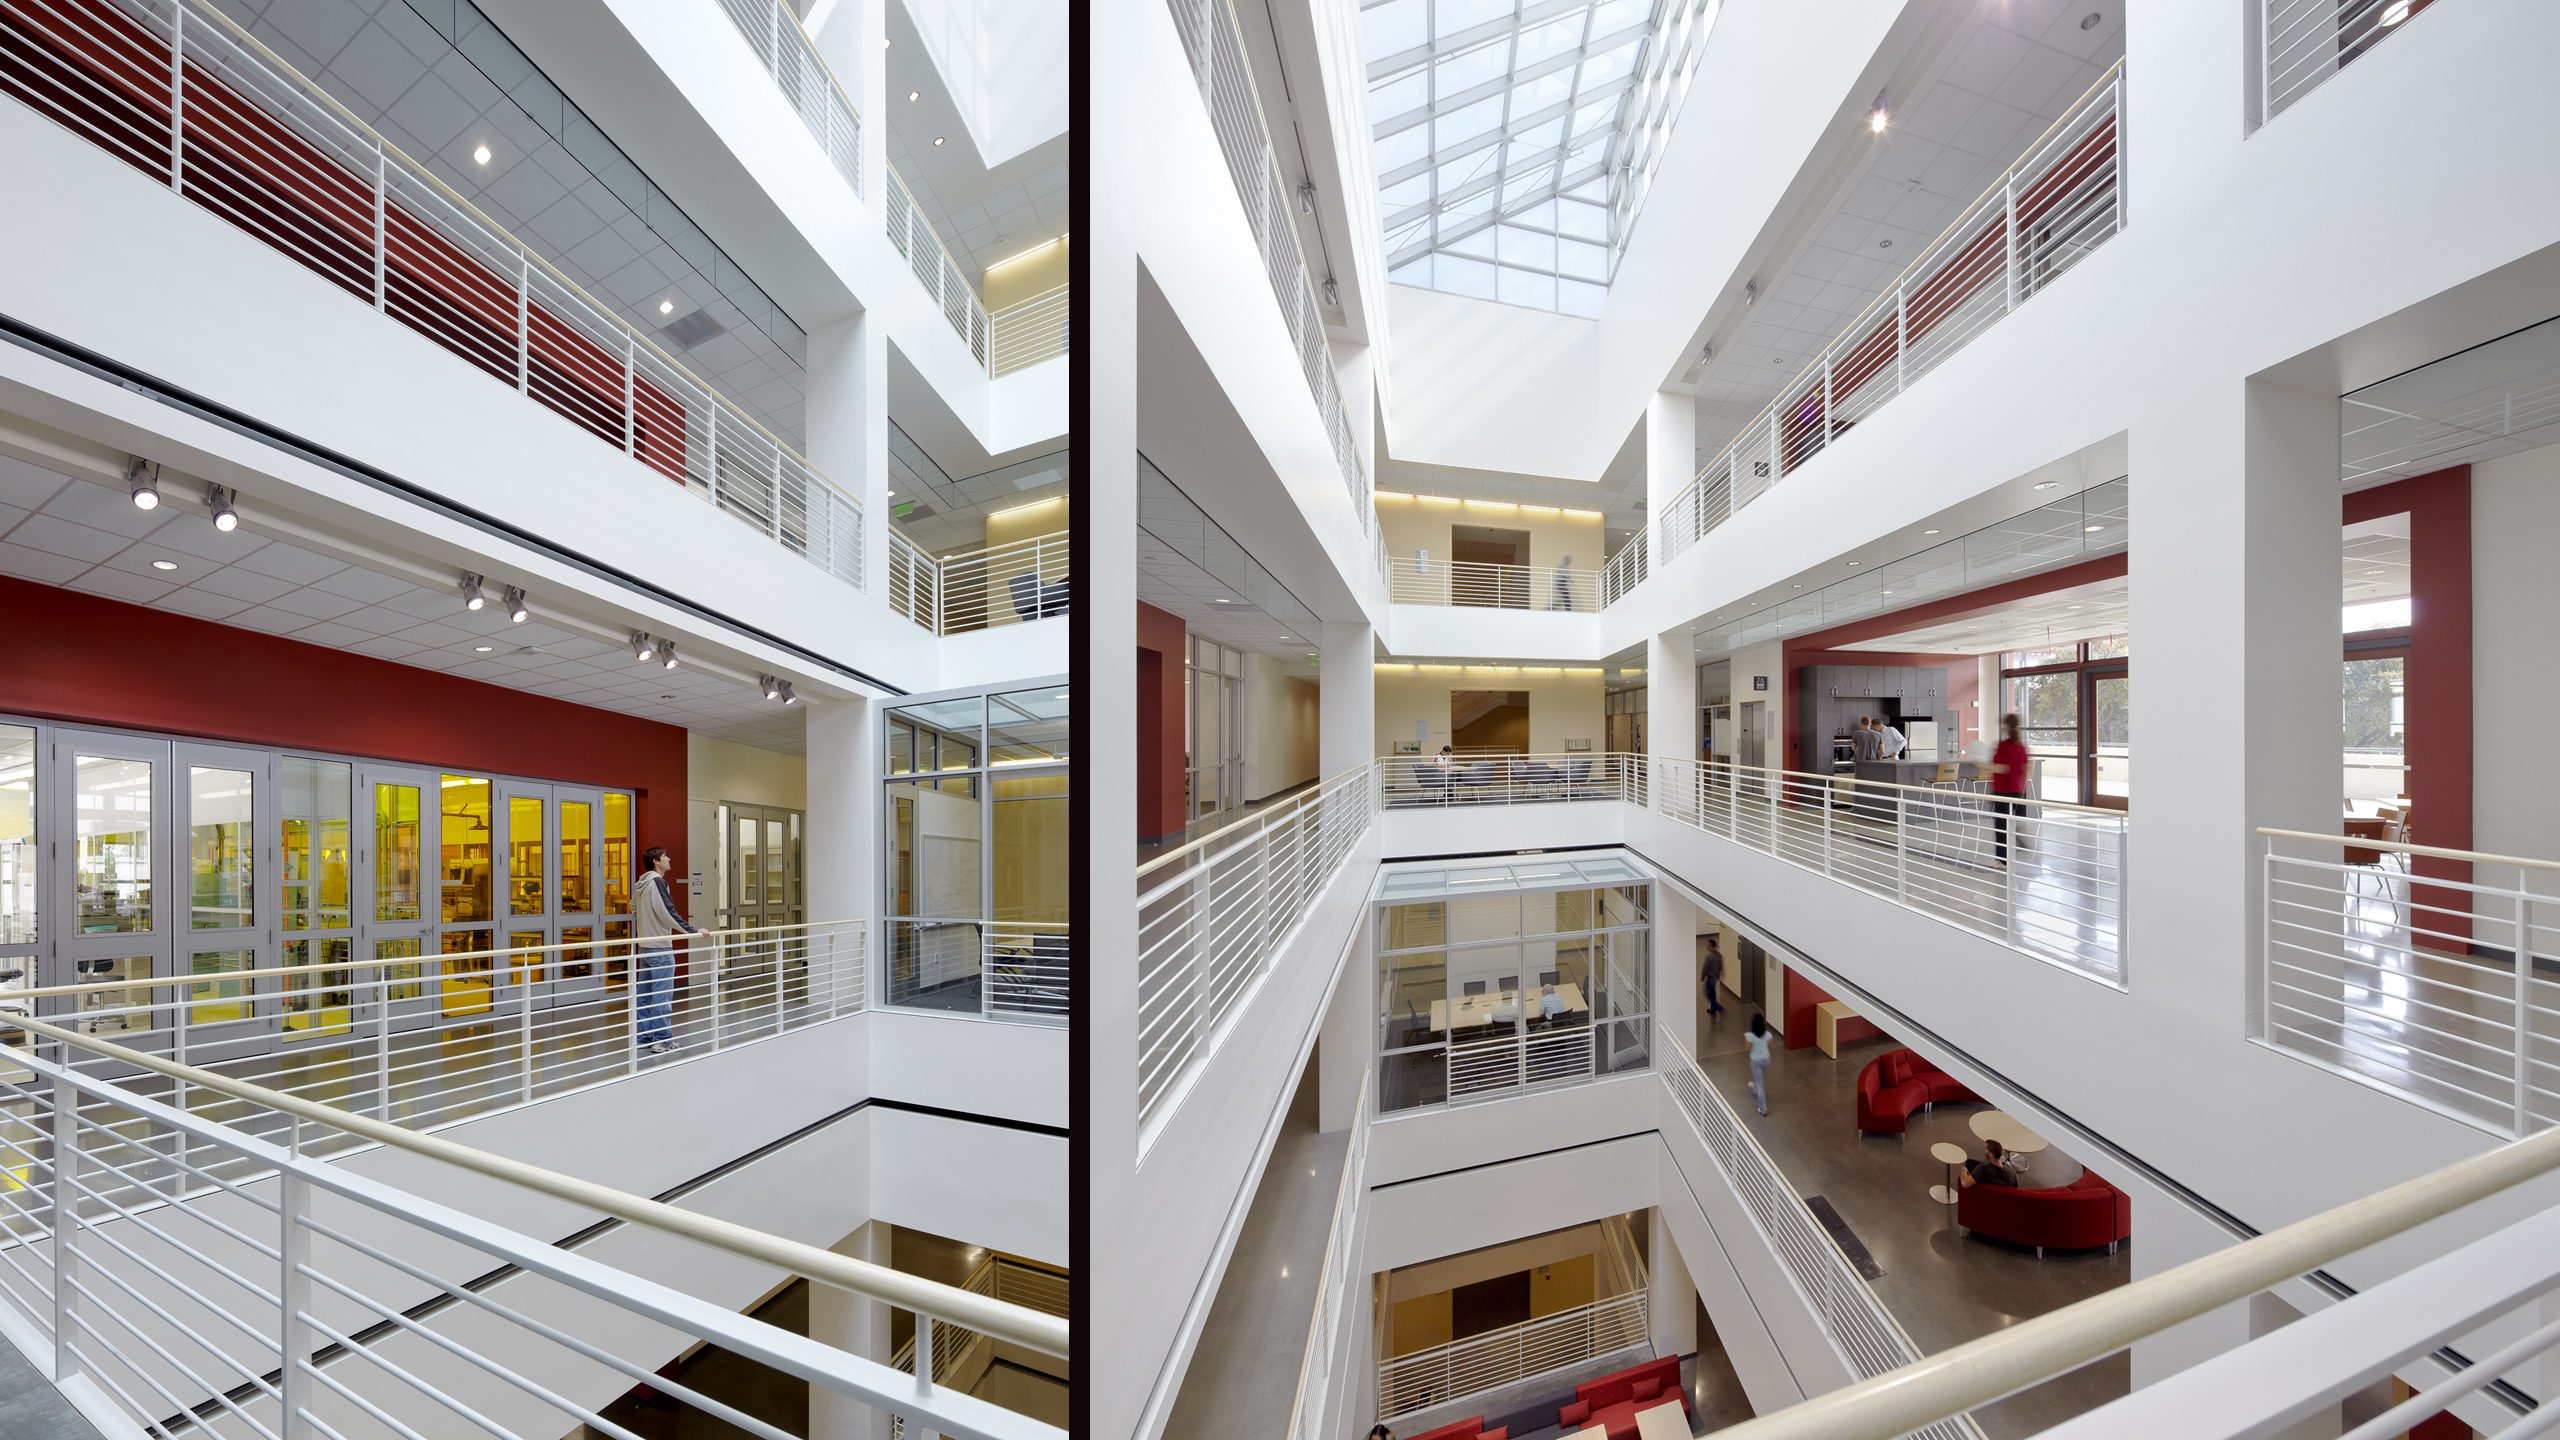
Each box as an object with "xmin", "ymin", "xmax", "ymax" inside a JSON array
[{"xmin": 637, "ymin": 946, "xmax": 674, "ymax": 1046}]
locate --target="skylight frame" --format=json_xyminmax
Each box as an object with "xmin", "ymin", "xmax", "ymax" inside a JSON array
[{"xmin": 1363, "ymin": 0, "xmax": 1719, "ymax": 316}]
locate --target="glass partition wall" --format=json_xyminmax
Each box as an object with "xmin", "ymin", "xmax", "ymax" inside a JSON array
[
  {"xmin": 0, "ymin": 716, "xmax": 635, "ymax": 1075},
  {"xmin": 884, "ymin": 679, "xmax": 1070, "ymax": 1024},
  {"xmin": 1377, "ymin": 855, "xmax": 1654, "ymax": 1113}
]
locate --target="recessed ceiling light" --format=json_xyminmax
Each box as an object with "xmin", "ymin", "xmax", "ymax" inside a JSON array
[
  {"xmin": 1879, "ymin": 239, "xmax": 1893, "ymax": 249},
  {"xmin": 2033, "ymin": 482, "xmax": 2059, "ymax": 490},
  {"xmin": 474, "ymin": 645, "xmax": 495, "ymax": 652},
  {"xmin": 908, "ymin": 90, "xmax": 919, "ymax": 101},
  {"xmin": 2085, "ymin": 524, "xmax": 2104, "ymax": 532},
  {"xmin": 1846, "ymin": 560, "xmax": 1862, "ymax": 566},
  {"xmin": 1791, "ymin": 583, "xmax": 1803, "ymax": 588},
  {"xmin": 2081, "ymin": 11, "xmax": 2102, "ymax": 29},
  {"xmin": 473, "ymin": 144, "xmax": 491, "ymax": 165},
  {"xmin": 2067, "ymin": 605, "xmax": 2084, "ymax": 610},
  {"xmin": 2366, "ymin": 569, "xmax": 2384, "ymax": 575},
  {"xmin": 150, "ymin": 559, "xmax": 178, "ymax": 571},
  {"xmin": 660, "ymin": 695, "xmax": 675, "ymax": 701},
  {"xmin": 933, "ymin": 137, "xmax": 945, "ymax": 145},
  {"xmin": 1923, "ymin": 529, "xmax": 1940, "ymax": 535},
  {"xmin": 1213, "ymin": 597, "xmax": 1230, "ymax": 602},
  {"xmin": 659, "ymin": 299, "xmax": 674, "ymax": 314},
  {"xmin": 887, "ymin": 490, "xmax": 897, "ymax": 497},
  {"xmin": 1882, "ymin": 590, "xmax": 1894, "ymax": 595}
]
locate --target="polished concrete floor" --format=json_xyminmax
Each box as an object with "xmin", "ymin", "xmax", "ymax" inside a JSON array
[
  {"xmin": 1162, "ymin": 1055, "xmax": 1350, "ymax": 1440},
  {"xmin": 1691, "ymin": 988, "xmax": 2131, "ymax": 1439},
  {"xmin": 1135, "ymin": 779, "xmax": 1321, "ymax": 868}
]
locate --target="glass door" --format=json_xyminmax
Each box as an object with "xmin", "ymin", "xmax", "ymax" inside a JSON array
[
  {"xmin": 51, "ymin": 732, "xmax": 171, "ymax": 1054},
  {"xmin": 496, "ymin": 780, "xmax": 552, "ymax": 1018},
  {"xmin": 0, "ymin": 725, "xmax": 38, "ymax": 1052},
  {"xmin": 2085, "ymin": 666, "xmax": 2129, "ymax": 811},
  {"xmin": 279, "ymin": 755, "xmax": 357, "ymax": 1046},
  {"xmin": 175, "ymin": 742, "xmax": 267, "ymax": 1064},
  {"xmin": 550, "ymin": 786, "xmax": 623, "ymax": 1009},
  {"xmin": 433, "ymin": 774, "xmax": 497, "ymax": 1023},
  {"xmin": 359, "ymin": 765, "xmax": 435, "ymax": 1032}
]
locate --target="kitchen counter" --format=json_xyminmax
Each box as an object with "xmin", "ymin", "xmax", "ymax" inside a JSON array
[{"xmin": 1846, "ymin": 760, "xmax": 1978, "ymax": 822}]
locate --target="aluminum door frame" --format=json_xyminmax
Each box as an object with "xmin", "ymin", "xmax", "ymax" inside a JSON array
[
  {"xmin": 356, "ymin": 763, "xmax": 440, "ymax": 1035},
  {"xmin": 548, "ymin": 783, "xmax": 615, "ymax": 1013},
  {"xmin": 169, "ymin": 739, "xmax": 274, "ymax": 1067},
  {"xmin": 50, "ymin": 729, "xmax": 175, "ymax": 1062}
]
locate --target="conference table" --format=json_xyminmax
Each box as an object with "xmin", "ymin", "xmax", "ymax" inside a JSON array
[{"xmin": 1431, "ymin": 981, "xmax": 1587, "ymax": 1034}]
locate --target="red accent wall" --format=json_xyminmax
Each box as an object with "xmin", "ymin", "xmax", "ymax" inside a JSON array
[
  {"xmin": 2345, "ymin": 466, "xmax": 2472, "ymax": 933},
  {"xmin": 1137, "ymin": 601, "xmax": 1189, "ymax": 841},
  {"xmin": 1780, "ymin": 965, "xmax": 1880, "ymax": 1052},
  {"xmin": 0, "ymin": 574, "xmax": 689, "ymax": 884}
]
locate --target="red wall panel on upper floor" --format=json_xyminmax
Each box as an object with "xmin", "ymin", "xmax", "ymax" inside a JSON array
[
  {"xmin": 1138, "ymin": 600, "xmax": 1188, "ymax": 842},
  {"xmin": 0, "ymin": 573, "xmax": 689, "ymax": 879}
]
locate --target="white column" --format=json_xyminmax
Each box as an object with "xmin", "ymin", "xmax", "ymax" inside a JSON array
[
  {"xmin": 806, "ymin": 697, "xmax": 876, "ymax": 970},
  {"xmin": 1649, "ymin": 1209, "xmax": 1698, "ymax": 1358},
  {"xmin": 804, "ymin": 310, "xmax": 887, "ymax": 605},
  {"xmin": 810, "ymin": 1220, "xmax": 892, "ymax": 1440},
  {"xmin": 1319, "ymin": 619, "xmax": 1376, "ymax": 781},
  {"xmin": 1649, "ymin": 628, "xmax": 1698, "ymax": 769},
  {"xmin": 1652, "ymin": 885, "xmax": 1697, "ymax": 1062},
  {"xmin": 1646, "ymin": 387, "xmax": 1696, "ymax": 548},
  {"xmin": 1331, "ymin": 340, "xmax": 1378, "ymax": 482},
  {"xmin": 1319, "ymin": 920, "xmax": 1372, "ymax": 1131}
]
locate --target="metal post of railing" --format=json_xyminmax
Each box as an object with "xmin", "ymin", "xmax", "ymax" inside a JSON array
[
  {"xmin": 1822, "ymin": 350, "xmax": 1835, "ymax": 446},
  {"xmin": 913, "ymin": 1313, "xmax": 940, "ymax": 1440},
  {"xmin": 1895, "ymin": 792, "xmax": 1909, "ymax": 904},
  {"xmin": 770, "ymin": 448, "xmax": 785, "ymax": 541},
  {"xmin": 2260, "ymin": 838, "xmax": 2275, "ymax": 1040},
  {"xmin": 2116, "ymin": 821, "xmax": 2131, "ymax": 970},
  {"xmin": 1766, "ymin": 403, "xmax": 1782, "ymax": 484},
  {"xmin": 48, "ymin": 1065, "xmax": 78, "ymax": 1381},
  {"xmin": 2519, "ymin": 883, "xmax": 2535, "ymax": 1138},
  {"xmin": 2005, "ymin": 806, "xmax": 2022, "ymax": 944},
  {"xmin": 520, "ymin": 969, "xmax": 535, "ymax": 1105},
  {"xmin": 628, "ymin": 963, "xmax": 643, "ymax": 1076},
  {"xmin": 280, "ymin": 1168, "xmax": 316, "ymax": 1439},
  {"xmin": 623, "ymin": 332, "xmax": 637, "ymax": 457},
  {"xmin": 516, "ymin": 248, "xmax": 531, "ymax": 395},
  {"xmin": 2003, "ymin": 173, "xmax": 2020, "ymax": 312},
  {"xmin": 168, "ymin": 4, "xmax": 184, "ymax": 191},
  {"xmin": 375, "ymin": 976, "xmax": 393, "ymax": 1120},
  {"xmin": 1822, "ymin": 779, "xmax": 1835, "ymax": 877},
  {"xmin": 372, "ymin": 143, "xmax": 387, "ymax": 312},
  {"xmin": 1894, "ymin": 283, "xmax": 1907, "ymax": 394}
]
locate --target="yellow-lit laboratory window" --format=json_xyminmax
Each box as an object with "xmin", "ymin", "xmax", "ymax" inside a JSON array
[
  {"xmin": 440, "ymin": 928, "xmax": 493, "ymax": 1016},
  {"xmin": 189, "ymin": 767, "xmax": 253, "ymax": 931},
  {"xmin": 508, "ymin": 796, "xmax": 544, "ymax": 916},
  {"xmin": 375, "ymin": 784, "xmax": 422, "ymax": 923},
  {"xmin": 560, "ymin": 802, "xmax": 591, "ymax": 913},
  {"xmin": 440, "ymin": 777, "xmax": 492, "ymax": 924},
  {"xmin": 507, "ymin": 930, "xmax": 546, "ymax": 988},
  {"xmin": 602, "ymin": 794, "xmax": 632, "ymax": 914}
]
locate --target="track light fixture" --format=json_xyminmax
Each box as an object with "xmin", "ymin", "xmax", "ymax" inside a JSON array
[
  {"xmin": 1297, "ymin": 182, "xmax": 1316, "ymax": 215},
  {"xmin": 1743, "ymin": 281, "xmax": 1758, "ymax": 306},
  {"xmin": 459, "ymin": 573, "xmax": 487, "ymax": 611},
  {"xmin": 778, "ymin": 680, "xmax": 797, "ymax": 704},
  {"xmin": 126, "ymin": 457, "xmax": 161, "ymax": 511},
  {"xmin": 1323, "ymin": 277, "xmax": 1339, "ymax": 307},
  {"xmin": 503, "ymin": 585, "xmax": 529, "ymax": 623},
  {"xmin": 205, "ymin": 483, "xmax": 239, "ymax": 532},
  {"xmin": 1700, "ymin": 342, "xmax": 1714, "ymax": 364},
  {"xmin": 631, "ymin": 631, "xmax": 656, "ymax": 661},
  {"xmin": 761, "ymin": 675, "xmax": 781, "ymax": 701},
  {"xmin": 660, "ymin": 641, "xmax": 679, "ymax": 670}
]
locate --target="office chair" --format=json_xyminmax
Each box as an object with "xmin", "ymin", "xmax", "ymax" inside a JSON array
[
  {"xmin": 1540, "ymin": 970, "xmax": 1560, "ymax": 987},
  {"xmin": 1462, "ymin": 980, "xmax": 1487, "ymax": 996}
]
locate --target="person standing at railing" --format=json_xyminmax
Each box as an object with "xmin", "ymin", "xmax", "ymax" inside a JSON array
[
  {"xmin": 1989, "ymin": 713, "xmax": 2031, "ymax": 868},
  {"xmin": 1746, "ymin": 1013, "xmax": 1773, "ymax": 1115},
  {"xmin": 635, "ymin": 846, "xmax": 708, "ymax": 1054},
  {"xmin": 1701, "ymin": 934, "xmax": 1727, "ymax": 1018}
]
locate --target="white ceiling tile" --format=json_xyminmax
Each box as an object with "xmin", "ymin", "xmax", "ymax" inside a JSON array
[
  {"xmin": 65, "ymin": 568, "xmax": 175, "ymax": 605},
  {"xmin": 189, "ymin": 567, "xmax": 301, "ymax": 605}
]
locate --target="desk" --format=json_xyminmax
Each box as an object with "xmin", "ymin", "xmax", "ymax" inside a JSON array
[
  {"xmin": 1814, "ymin": 1000, "xmax": 1858, "ymax": 1058},
  {"xmin": 1433, "ymin": 982, "xmax": 1585, "ymax": 1033},
  {"xmin": 1634, "ymin": 1397, "xmax": 1692, "ymax": 1440}
]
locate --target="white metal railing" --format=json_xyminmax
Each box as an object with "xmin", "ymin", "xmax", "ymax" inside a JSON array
[
  {"xmin": 0, "ymin": 1014, "xmax": 1065, "ymax": 1440},
  {"xmin": 2261, "ymin": 0, "xmax": 2438, "ymax": 125},
  {"xmin": 1284, "ymin": 1066, "xmax": 1370, "ymax": 1440},
  {"xmin": 1375, "ymin": 1291, "xmax": 1649, "ymax": 1421},
  {"xmin": 1373, "ymin": 525, "xmax": 1391, "ymax": 593},
  {"xmin": 1386, "ymin": 555, "xmax": 1598, "ymax": 611},
  {"xmin": 714, "ymin": 0, "xmax": 861, "ymax": 193},
  {"xmin": 982, "ymin": 926, "xmax": 1071, "ymax": 1024},
  {"xmin": 1660, "ymin": 64, "xmax": 2123, "ymax": 565},
  {"xmin": 1378, "ymin": 751, "xmax": 1637, "ymax": 809},
  {"xmin": 1699, "ymin": 1082, "xmax": 2560, "ymax": 1440},
  {"xmin": 1602, "ymin": 529, "xmax": 1647, "ymax": 606},
  {"xmin": 884, "ymin": 165, "xmax": 993, "ymax": 369},
  {"xmin": 889, "ymin": 1255, "xmax": 1071, "ymax": 1440},
  {"xmin": 1163, "ymin": 0, "xmax": 1371, "ymax": 532},
  {"xmin": 1658, "ymin": 1025, "xmax": 1982, "ymax": 1440},
  {"xmin": 1135, "ymin": 764, "xmax": 1376, "ymax": 1133},
  {"xmin": 0, "ymin": 922, "xmax": 866, "ymax": 1166},
  {"xmin": 1656, "ymin": 757, "xmax": 2126, "ymax": 982},
  {"xmin": 0, "ymin": 0, "xmax": 866, "ymax": 588},
  {"xmin": 2258, "ymin": 827, "xmax": 2560, "ymax": 1138},
  {"xmin": 989, "ymin": 284, "xmax": 1071, "ymax": 378},
  {"xmin": 887, "ymin": 531, "xmax": 1070, "ymax": 635}
]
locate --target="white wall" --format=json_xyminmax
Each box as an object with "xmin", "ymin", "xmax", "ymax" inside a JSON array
[
  {"xmin": 2471, "ymin": 442, "xmax": 2560, "ymax": 865},
  {"xmin": 1242, "ymin": 652, "xmax": 1322, "ymax": 802}
]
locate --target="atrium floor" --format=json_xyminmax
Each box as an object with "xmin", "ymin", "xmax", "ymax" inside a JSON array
[{"xmin": 1690, "ymin": 994, "xmax": 2132, "ymax": 1440}]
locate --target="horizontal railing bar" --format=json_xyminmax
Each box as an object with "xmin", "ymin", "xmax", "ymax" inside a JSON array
[
  {"xmin": 1137, "ymin": 763, "xmax": 1371, "ymax": 881},
  {"xmin": 2259, "ymin": 828, "xmax": 2560, "ymax": 877},
  {"xmin": 9, "ymin": 1014, "xmax": 1064, "ymax": 1359}
]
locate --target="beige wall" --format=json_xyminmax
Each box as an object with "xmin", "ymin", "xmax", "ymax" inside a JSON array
[
  {"xmin": 983, "ymin": 236, "xmax": 1069, "ymax": 312},
  {"xmin": 685, "ymin": 736, "xmax": 807, "ymax": 914},
  {"xmin": 1373, "ymin": 493, "xmax": 1603, "ymax": 603},
  {"xmin": 987, "ymin": 494, "xmax": 1070, "ymax": 547},
  {"xmin": 1242, "ymin": 652, "xmax": 1321, "ymax": 802},
  {"xmin": 1373, "ymin": 664, "xmax": 1604, "ymax": 759}
]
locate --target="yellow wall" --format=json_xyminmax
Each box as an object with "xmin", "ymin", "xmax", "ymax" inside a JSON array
[
  {"xmin": 984, "ymin": 236, "xmax": 1069, "ymax": 312},
  {"xmin": 1529, "ymin": 1253, "xmax": 1596, "ymax": 1318},
  {"xmin": 1374, "ymin": 664, "xmax": 1604, "ymax": 759},
  {"xmin": 987, "ymin": 495, "xmax": 1070, "ymax": 547},
  {"xmin": 1374, "ymin": 492, "xmax": 1604, "ymax": 603},
  {"xmin": 1388, "ymin": 1292, "xmax": 1454, "ymax": 1358}
]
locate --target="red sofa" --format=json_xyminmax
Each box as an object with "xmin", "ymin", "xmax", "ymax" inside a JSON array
[
  {"xmin": 1556, "ymin": 1356, "xmax": 1688, "ymax": 1440},
  {"xmin": 1957, "ymin": 1168, "xmax": 2132, "ymax": 1256},
  {"xmin": 1856, "ymin": 1048, "xmax": 1982, "ymax": 1132},
  {"xmin": 1406, "ymin": 1419, "xmax": 1505, "ymax": 1440}
]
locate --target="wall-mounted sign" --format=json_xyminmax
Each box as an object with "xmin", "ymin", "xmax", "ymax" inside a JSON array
[{"xmin": 1753, "ymin": 675, "xmax": 1768, "ymax": 691}]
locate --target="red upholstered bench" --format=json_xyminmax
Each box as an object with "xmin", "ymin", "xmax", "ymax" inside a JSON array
[
  {"xmin": 1857, "ymin": 1048, "xmax": 1981, "ymax": 1132},
  {"xmin": 1557, "ymin": 1356, "xmax": 1689, "ymax": 1440},
  {"xmin": 1957, "ymin": 1167, "xmax": 2132, "ymax": 1256}
]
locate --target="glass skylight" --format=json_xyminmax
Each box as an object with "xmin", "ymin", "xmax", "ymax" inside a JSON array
[{"xmin": 1363, "ymin": 0, "xmax": 1719, "ymax": 316}]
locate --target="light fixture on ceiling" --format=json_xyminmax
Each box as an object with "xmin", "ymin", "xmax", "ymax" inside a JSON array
[
  {"xmin": 1923, "ymin": 529, "xmax": 1940, "ymax": 535},
  {"xmin": 1743, "ymin": 280, "xmax": 1757, "ymax": 306},
  {"xmin": 887, "ymin": 489, "xmax": 896, "ymax": 497},
  {"xmin": 473, "ymin": 144, "xmax": 491, "ymax": 166},
  {"xmin": 1882, "ymin": 590, "xmax": 1894, "ymax": 595},
  {"xmin": 631, "ymin": 631, "xmax": 656, "ymax": 661},
  {"xmin": 1297, "ymin": 182, "xmax": 1316, "ymax": 215},
  {"xmin": 204, "ymin": 483, "xmax": 240, "ymax": 531},
  {"xmin": 908, "ymin": 90, "xmax": 919, "ymax": 101},
  {"xmin": 778, "ymin": 681, "xmax": 798, "ymax": 705},
  {"xmin": 2033, "ymin": 481, "xmax": 2059, "ymax": 490},
  {"xmin": 1879, "ymin": 238, "xmax": 1893, "ymax": 249},
  {"xmin": 659, "ymin": 299, "xmax": 674, "ymax": 315},
  {"xmin": 2082, "ymin": 11, "xmax": 2103, "ymax": 29},
  {"xmin": 1213, "ymin": 597, "xmax": 1231, "ymax": 603},
  {"xmin": 1869, "ymin": 91, "xmax": 1890, "ymax": 133},
  {"xmin": 1323, "ymin": 277, "xmax": 1339, "ymax": 307},
  {"xmin": 1792, "ymin": 583, "xmax": 1803, "ymax": 588},
  {"xmin": 1846, "ymin": 560, "xmax": 1862, "ymax": 566},
  {"xmin": 2379, "ymin": 0, "xmax": 2410, "ymax": 21},
  {"xmin": 761, "ymin": 675, "xmax": 782, "ymax": 701},
  {"xmin": 2366, "ymin": 569, "xmax": 2385, "ymax": 575},
  {"xmin": 125, "ymin": 456, "xmax": 161, "ymax": 510},
  {"xmin": 2085, "ymin": 524, "xmax": 2104, "ymax": 532},
  {"xmin": 503, "ymin": 585, "xmax": 529, "ymax": 623},
  {"xmin": 459, "ymin": 573, "xmax": 487, "ymax": 611},
  {"xmin": 473, "ymin": 645, "xmax": 495, "ymax": 653},
  {"xmin": 150, "ymin": 559, "xmax": 178, "ymax": 571},
  {"xmin": 2067, "ymin": 604, "xmax": 2084, "ymax": 610},
  {"xmin": 933, "ymin": 137, "xmax": 944, "ymax": 145},
  {"xmin": 661, "ymin": 641, "xmax": 679, "ymax": 670}
]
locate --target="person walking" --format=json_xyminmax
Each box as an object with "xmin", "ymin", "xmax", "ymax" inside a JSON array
[
  {"xmin": 1746, "ymin": 1013, "xmax": 1773, "ymax": 1115},
  {"xmin": 634, "ymin": 845, "xmax": 707, "ymax": 1054},
  {"xmin": 1988, "ymin": 712, "xmax": 2031, "ymax": 868},
  {"xmin": 1701, "ymin": 934, "xmax": 1727, "ymax": 1017}
]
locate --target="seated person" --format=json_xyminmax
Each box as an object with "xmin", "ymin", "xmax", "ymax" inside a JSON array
[
  {"xmin": 1539, "ymin": 984, "xmax": 1567, "ymax": 1021},
  {"xmin": 1958, "ymin": 1137, "xmax": 2019, "ymax": 1188}
]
